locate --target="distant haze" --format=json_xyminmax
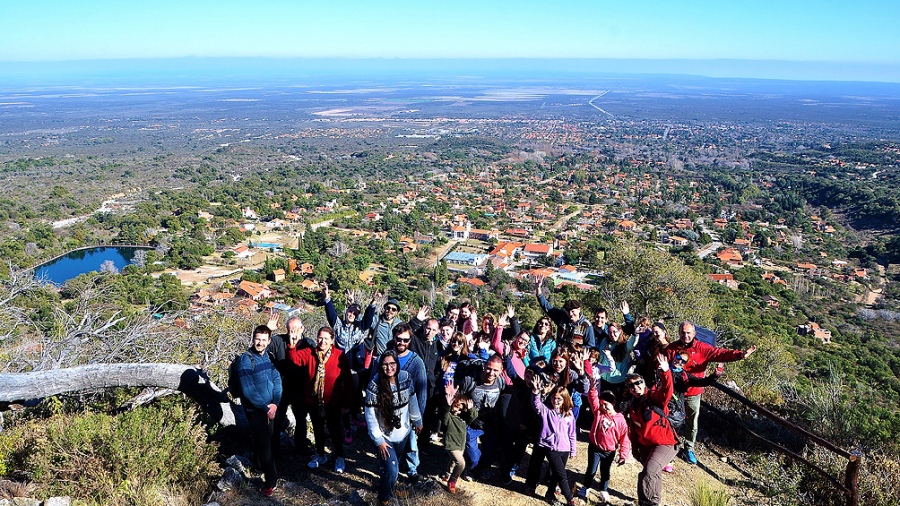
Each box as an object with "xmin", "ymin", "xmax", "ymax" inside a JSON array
[{"xmin": 2, "ymin": 58, "xmax": 900, "ymax": 85}]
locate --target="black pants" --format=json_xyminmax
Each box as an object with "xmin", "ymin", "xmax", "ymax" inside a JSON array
[
  {"xmin": 247, "ymin": 409, "xmax": 278, "ymax": 488},
  {"xmin": 546, "ymin": 450, "xmax": 573, "ymax": 502},
  {"xmin": 275, "ymin": 393, "xmax": 309, "ymax": 455},
  {"xmin": 309, "ymin": 403, "xmax": 344, "ymax": 458},
  {"xmin": 499, "ymin": 426, "xmax": 530, "ymax": 476}
]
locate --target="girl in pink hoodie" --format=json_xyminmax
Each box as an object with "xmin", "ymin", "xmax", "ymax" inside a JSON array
[{"xmin": 577, "ymin": 384, "xmax": 631, "ymax": 502}]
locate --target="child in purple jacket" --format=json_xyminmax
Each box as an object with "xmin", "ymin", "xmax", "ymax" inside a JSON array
[{"xmin": 524, "ymin": 380, "xmax": 577, "ymax": 506}]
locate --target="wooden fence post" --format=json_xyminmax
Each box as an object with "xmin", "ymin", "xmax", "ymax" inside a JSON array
[{"xmin": 845, "ymin": 451, "xmax": 861, "ymax": 506}]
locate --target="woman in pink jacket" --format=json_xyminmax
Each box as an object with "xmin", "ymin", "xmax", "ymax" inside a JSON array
[{"xmin": 577, "ymin": 385, "xmax": 631, "ymax": 502}]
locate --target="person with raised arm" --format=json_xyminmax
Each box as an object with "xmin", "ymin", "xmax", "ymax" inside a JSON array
[
  {"xmin": 524, "ymin": 377, "xmax": 578, "ymax": 506},
  {"xmin": 665, "ymin": 321, "xmax": 756, "ymax": 465},
  {"xmin": 577, "ymin": 383, "xmax": 631, "ymax": 502},
  {"xmin": 624, "ymin": 354, "xmax": 677, "ymax": 506},
  {"xmin": 535, "ymin": 275, "xmax": 595, "ymax": 349}
]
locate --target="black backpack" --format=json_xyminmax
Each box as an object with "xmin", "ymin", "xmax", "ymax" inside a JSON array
[
  {"xmin": 227, "ymin": 352, "xmax": 256, "ymax": 401},
  {"xmin": 651, "ymin": 390, "xmax": 686, "ymax": 432}
]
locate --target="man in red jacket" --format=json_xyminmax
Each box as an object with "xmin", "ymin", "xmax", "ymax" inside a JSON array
[{"xmin": 666, "ymin": 322, "xmax": 756, "ymax": 464}]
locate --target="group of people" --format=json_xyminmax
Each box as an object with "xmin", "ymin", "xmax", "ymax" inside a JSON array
[{"xmin": 232, "ymin": 279, "xmax": 756, "ymax": 506}]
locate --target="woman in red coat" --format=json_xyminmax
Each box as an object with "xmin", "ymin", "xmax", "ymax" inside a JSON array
[
  {"xmin": 625, "ymin": 354, "xmax": 678, "ymax": 506},
  {"xmin": 288, "ymin": 326, "xmax": 352, "ymax": 474}
]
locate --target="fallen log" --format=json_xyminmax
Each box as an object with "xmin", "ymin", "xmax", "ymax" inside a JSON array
[{"xmin": 0, "ymin": 363, "xmax": 247, "ymax": 428}]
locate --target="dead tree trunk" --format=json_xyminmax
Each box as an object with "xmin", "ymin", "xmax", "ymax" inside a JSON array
[{"xmin": 0, "ymin": 363, "xmax": 247, "ymax": 429}]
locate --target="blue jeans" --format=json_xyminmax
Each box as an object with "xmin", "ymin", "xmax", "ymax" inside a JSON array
[
  {"xmin": 377, "ymin": 434, "xmax": 411, "ymax": 501},
  {"xmin": 405, "ymin": 429, "xmax": 419, "ymax": 476},
  {"xmin": 584, "ymin": 445, "xmax": 615, "ymax": 491}
]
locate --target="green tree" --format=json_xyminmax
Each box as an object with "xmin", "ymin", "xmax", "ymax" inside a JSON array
[{"xmin": 584, "ymin": 243, "xmax": 714, "ymax": 325}]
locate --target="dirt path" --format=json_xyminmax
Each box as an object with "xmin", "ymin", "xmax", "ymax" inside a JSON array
[{"xmin": 216, "ymin": 428, "xmax": 750, "ymax": 506}]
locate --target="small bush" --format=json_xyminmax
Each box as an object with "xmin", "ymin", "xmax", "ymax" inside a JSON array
[
  {"xmin": 7, "ymin": 401, "xmax": 216, "ymax": 505},
  {"xmin": 690, "ymin": 480, "xmax": 733, "ymax": 506}
]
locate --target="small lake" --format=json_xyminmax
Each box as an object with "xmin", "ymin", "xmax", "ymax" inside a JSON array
[{"xmin": 34, "ymin": 246, "xmax": 151, "ymax": 285}]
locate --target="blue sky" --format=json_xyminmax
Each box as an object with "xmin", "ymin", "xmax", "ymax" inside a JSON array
[{"xmin": 2, "ymin": 1, "xmax": 899, "ymax": 80}]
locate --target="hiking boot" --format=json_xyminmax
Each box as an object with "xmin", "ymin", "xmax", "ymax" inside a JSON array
[
  {"xmin": 334, "ymin": 457, "xmax": 346, "ymax": 474},
  {"xmin": 683, "ymin": 449, "xmax": 698, "ymax": 465},
  {"xmin": 447, "ymin": 480, "xmax": 458, "ymax": 493},
  {"xmin": 308, "ymin": 453, "xmax": 328, "ymax": 469},
  {"xmin": 407, "ymin": 473, "xmax": 420, "ymax": 484},
  {"xmin": 576, "ymin": 486, "xmax": 589, "ymax": 499},
  {"xmin": 344, "ymin": 428, "xmax": 353, "ymax": 444}
]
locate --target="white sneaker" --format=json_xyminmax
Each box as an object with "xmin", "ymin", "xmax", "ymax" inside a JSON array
[
  {"xmin": 576, "ymin": 486, "xmax": 589, "ymax": 499},
  {"xmin": 429, "ymin": 432, "xmax": 440, "ymax": 443},
  {"xmin": 307, "ymin": 453, "xmax": 328, "ymax": 469},
  {"xmin": 599, "ymin": 490, "xmax": 611, "ymax": 503},
  {"xmin": 334, "ymin": 457, "xmax": 345, "ymax": 474}
]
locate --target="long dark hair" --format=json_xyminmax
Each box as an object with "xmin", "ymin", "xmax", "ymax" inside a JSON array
[
  {"xmin": 532, "ymin": 316, "xmax": 555, "ymax": 343},
  {"xmin": 376, "ymin": 350, "xmax": 400, "ymax": 430}
]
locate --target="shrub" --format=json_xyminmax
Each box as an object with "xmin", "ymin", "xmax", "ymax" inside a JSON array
[
  {"xmin": 690, "ymin": 480, "xmax": 733, "ymax": 506},
  {"xmin": 6, "ymin": 400, "xmax": 216, "ymax": 505}
]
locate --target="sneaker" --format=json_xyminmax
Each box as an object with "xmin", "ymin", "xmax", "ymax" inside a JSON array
[
  {"xmin": 576, "ymin": 486, "xmax": 589, "ymax": 499},
  {"xmin": 429, "ymin": 432, "xmax": 440, "ymax": 443},
  {"xmin": 447, "ymin": 480, "xmax": 458, "ymax": 494},
  {"xmin": 407, "ymin": 473, "xmax": 420, "ymax": 485},
  {"xmin": 344, "ymin": 428, "xmax": 353, "ymax": 444},
  {"xmin": 684, "ymin": 449, "xmax": 698, "ymax": 465},
  {"xmin": 480, "ymin": 469, "xmax": 493, "ymax": 481},
  {"xmin": 461, "ymin": 471, "xmax": 474, "ymax": 482},
  {"xmin": 599, "ymin": 490, "xmax": 611, "ymax": 503},
  {"xmin": 261, "ymin": 485, "xmax": 275, "ymax": 497},
  {"xmin": 334, "ymin": 457, "xmax": 346, "ymax": 474},
  {"xmin": 502, "ymin": 471, "xmax": 514, "ymax": 486},
  {"xmin": 663, "ymin": 464, "xmax": 675, "ymax": 473},
  {"xmin": 308, "ymin": 453, "xmax": 328, "ymax": 469}
]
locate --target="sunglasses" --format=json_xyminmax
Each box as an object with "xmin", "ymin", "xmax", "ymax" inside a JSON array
[
  {"xmin": 396, "ymin": 338, "xmax": 411, "ymax": 343},
  {"xmin": 385, "ymin": 306, "xmax": 399, "ymax": 312},
  {"xmin": 452, "ymin": 340, "xmax": 463, "ymax": 346},
  {"xmin": 627, "ymin": 380, "xmax": 645, "ymax": 389}
]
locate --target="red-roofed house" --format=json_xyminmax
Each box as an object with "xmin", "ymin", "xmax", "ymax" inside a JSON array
[
  {"xmin": 238, "ymin": 280, "xmax": 273, "ymax": 301},
  {"xmin": 708, "ymin": 273, "xmax": 738, "ymax": 289}
]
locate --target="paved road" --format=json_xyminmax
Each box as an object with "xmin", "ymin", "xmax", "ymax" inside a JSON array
[{"xmin": 697, "ymin": 241, "xmax": 722, "ymax": 259}]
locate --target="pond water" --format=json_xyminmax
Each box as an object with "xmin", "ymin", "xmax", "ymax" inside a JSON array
[{"xmin": 34, "ymin": 247, "xmax": 151, "ymax": 285}]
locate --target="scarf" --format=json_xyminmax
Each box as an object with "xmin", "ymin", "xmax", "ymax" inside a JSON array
[{"xmin": 313, "ymin": 347, "xmax": 332, "ymax": 416}]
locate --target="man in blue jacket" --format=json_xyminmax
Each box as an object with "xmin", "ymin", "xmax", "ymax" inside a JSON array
[{"xmin": 238, "ymin": 325, "xmax": 283, "ymax": 497}]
